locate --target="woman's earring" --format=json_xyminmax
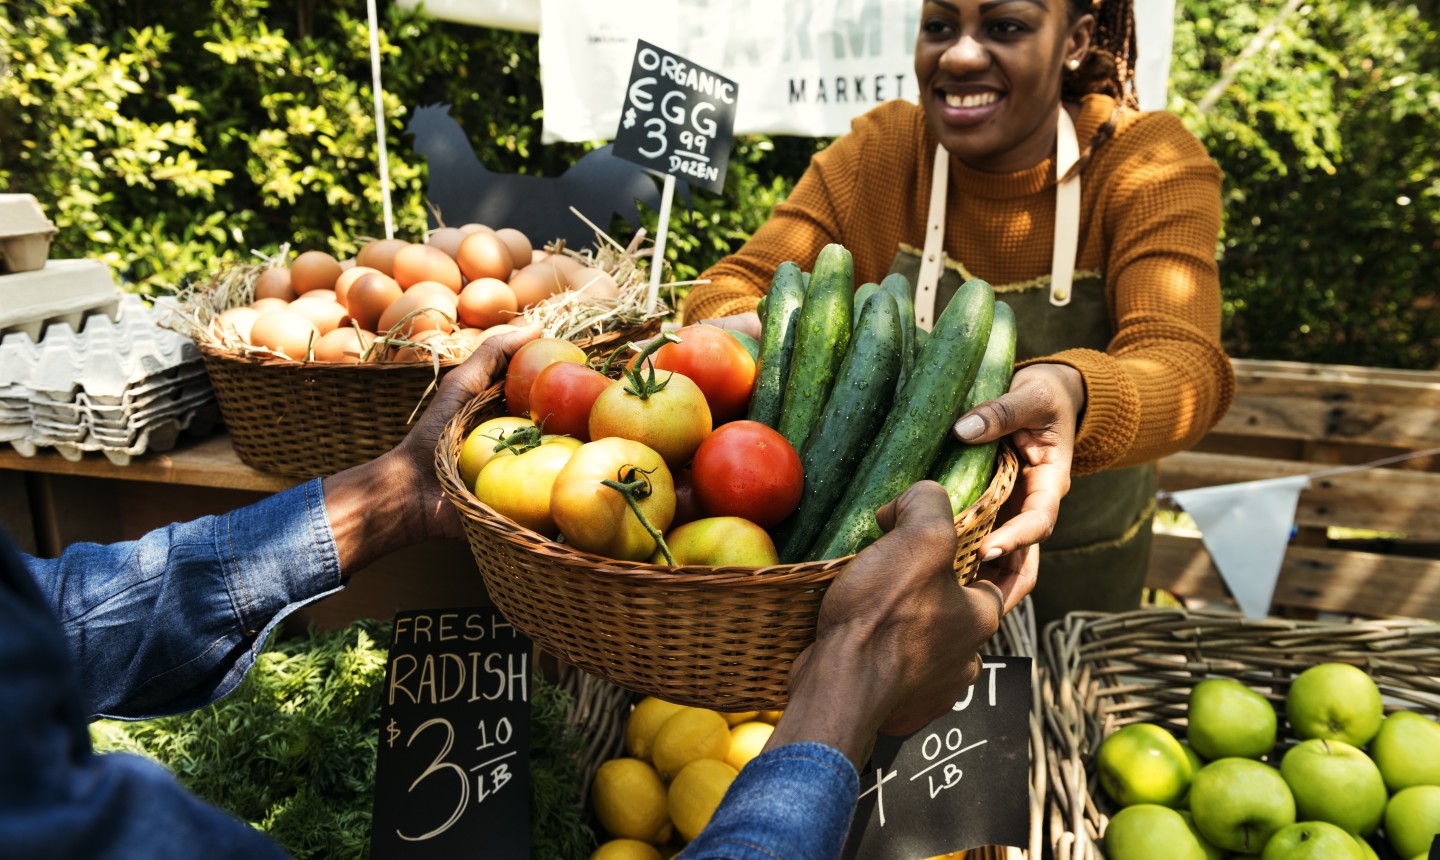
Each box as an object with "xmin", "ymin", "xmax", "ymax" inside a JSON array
[{"xmin": 1067, "ymin": 58, "xmax": 1082, "ymax": 71}]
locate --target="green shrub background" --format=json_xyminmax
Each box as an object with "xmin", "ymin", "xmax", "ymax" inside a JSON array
[{"xmin": 2, "ymin": 0, "xmax": 1438, "ymax": 366}]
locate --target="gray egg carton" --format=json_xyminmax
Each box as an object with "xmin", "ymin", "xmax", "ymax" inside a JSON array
[{"xmin": 0, "ymin": 258, "xmax": 120, "ymax": 338}]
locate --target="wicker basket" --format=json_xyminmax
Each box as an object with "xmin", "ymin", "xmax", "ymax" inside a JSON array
[
  {"xmin": 1040, "ymin": 608, "xmax": 1440, "ymax": 860},
  {"xmin": 201, "ymin": 322, "xmax": 657, "ymax": 479},
  {"xmin": 436, "ymin": 385, "xmax": 1019, "ymax": 711}
]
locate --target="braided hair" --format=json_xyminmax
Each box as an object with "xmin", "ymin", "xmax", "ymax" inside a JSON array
[{"xmin": 1060, "ymin": 0, "xmax": 1138, "ymax": 180}]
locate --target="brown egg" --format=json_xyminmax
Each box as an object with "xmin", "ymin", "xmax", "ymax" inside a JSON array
[
  {"xmin": 453, "ymin": 327, "xmax": 488, "ymax": 353},
  {"xmin": 387, "ymin": 328, "xmax": 446, "ymax": 362},
  {"xmin": 567, "ymin": 266, "xmax": 619, "ymax": 300},
  {"xmin": 289, "ymin": 297, "xmax": 349, "ymax": 334},
  {"xmin": 339, "ymin": 257, "xmax": 356, "ymax": 271},
  {"xmin": 345, "ymin": 272, "xmax": 403, "ymax": 331},
  {"xmin": 392, "ymin": 243, "xmax": 463, "ymax": 293},
  {"xmin": 457, "ymin": 278, "xmax": 519, "ymax": 329},
  {"xmin": 455, "ymin": 231, "xmax": 514, "ymax": 282},
  {"xmin": 426, "ymin": 227, "xmax": 469, "ymax": 260},
  {"xmin": 313, "ymin": 327, "xmax": 375, "ymax": 363},
  {"xmin": 474, "ymin": 324, "xmax": 520, "ymax": 345},
  {"xmin": 334, "ymin": 266, "xmax": 379, "ymax": 307},
  {"xmin": 378, "ymin": 286, "xmax": 457, "ymax": 337},
  {"xmin": 290, "ymin": 250, "xmax": 342, "ymax": 294},
  {"xmin": 548, "ymin": 253, "xmax": 584, "ymax": 279},
  {"xmin": 250, "ymin": 297, "xmax": 290, "ymax": 313},
  {"xmin": 493, "ymin": 228, "xmax": 533, "ymax": 272},
  {"xmin": 301, "ymin": 288, "xmax": 337, "ymax": 303},
  {"xmin": 507, "ymin": 260, "xmax": 570, "ymax": 309},
  {"xmin": 213, "ymin": 307, "xmax": 260, "ymax": 343},
  {"xmin": 249, "ymin": 309, "xmax": 321, "ymax": 359},
  {"xmin": 530, "ymin": 249, "xmax": 549, "ymax": 265},
  {"xmin": 355, "ymin": 238, "xmax": 410, "ymax": 276},
  {"xmin": 459, "ymin": 223, "xmax": 492, "ymax": 235},
  {"xmin": 254, "ymin": 267, "xmax": 296, "ymax": 302}
]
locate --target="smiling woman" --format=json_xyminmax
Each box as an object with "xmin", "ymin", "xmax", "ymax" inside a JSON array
[{"xmin": 683, "ymin": 0, "xmax": 1234, "ymax": 627}]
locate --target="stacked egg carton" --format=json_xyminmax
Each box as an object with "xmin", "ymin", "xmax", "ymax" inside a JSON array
[{"xmin": 0, "ymin": 291, "xmax": 219, "ymax": 465}]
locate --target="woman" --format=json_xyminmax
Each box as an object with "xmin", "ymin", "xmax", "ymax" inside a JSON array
[{"xmin": 683, "ymin": 0, "xmax": 1235, "ymax": 626}]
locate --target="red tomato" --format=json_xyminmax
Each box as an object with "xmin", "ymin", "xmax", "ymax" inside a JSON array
[
  {"xmin": 550, "ymin": 437, "xmax": 676, "ymax": 561},
  {"xmin": 691, "ymin": 420, "xmax": 803, "ymax": 528},
  {"xmin": 630, "ymin": 324, "xmax": 756, "ymax": 425},
  {"xmin": 588, "ymin": 368, "xmax": 712, "ymax": 470},
  {"xmin": 504, "ymin": 337, "xmax": 586, "ymax": 417},
  {"xmin": 529, "ymin": 361, "xmax": 612, "ymax": 440}
]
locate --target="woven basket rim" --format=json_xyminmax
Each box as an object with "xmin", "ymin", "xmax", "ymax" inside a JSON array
[{"xmin": 198, "ymin": 341, "xmax": 462, "ymax": 370}]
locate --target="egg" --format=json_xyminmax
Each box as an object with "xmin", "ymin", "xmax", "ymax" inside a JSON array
[
  {"xmin": 426, "ymin": 227, "xmax": 469, "ymax": 260},
  {"xmin": 459, "ymin": 223, "xmax": 492, "ymax": 235},
  {"xmin": 455, "ymin": 231, "xmax": 514, "ymax": 282},
  {"xmin": 289, "ymin": 297, "xmax": 349, "ymax": 334},
  {"xmin": 355, "ymin": 238, "xmax": 410, "ymax": 276},
  {"xmin": 387, "ymin": 329, "xmax": 446, "ymax": 362},
  {"xmin": 345, "ymin": 272, "xmax": 403, "ymax": 331},
  {"xmin": 250, "ymin": 297, "xmax": 291, "ymax": 313},
  {"xmin": 378, "ymin": 285, "xmax": 457, "ymax": 337},
  {"xmin": 548, "ymin": 253, "xmax": 584, "ymax": 279},
  {"xmin": 493, "ymin": 228, "xmax": 533, "ymax": 272},
  {"xmin": 567, "ymin": 266, "xmax": 619, "ymax": 300},
  {"xmin": 453, "ymin": 327, "xmax": 488, "ymax": 353},
  {"xmin": 530, "ymin": 249, "xmax": 549, "ymax": 265},
  {"xmin": 334, "ymin": 266, "xmax": 379, "ymax": 307},
  {"xmin": 474, "ymin": 324, "xmax": 520, "ymax": 345},
  {"xmin": 313, "ymin": 327, "xmax": 375, "ymax": 363},
  {"xmin": 254, "ymin": 267, "xmax": 296, "ymax": 302},
  {"xmin": 457, "ymin": 278, "xmax": 519, "ymax": 329},
  {"xmin": 249, "ymin": 309, "xmax": 321, "ymax": 359},
  {"xmin": 339, "ymin": 257, "xmax": 356, "ymax": 271},
  {"xmin": 507, "ymin": 260, "xmax": 569, "ymax": 309},
  {"xmin": 392, "ymin": 243, "xmax": 463, "ymax": 293},
  {"xmin": 213, "ymin": 307, "xmax": 260, "ymax": 343},
  {"xmin": 301, "ymin": 288, "xmax": 337, "ymax": 303},
  {"xmin": 290, "ymin": 250, "xmax": 342, "ymax": 294}
]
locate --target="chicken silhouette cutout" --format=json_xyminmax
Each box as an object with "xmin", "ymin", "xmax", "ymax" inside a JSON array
[{"xmin": 405, "ymin": 103, "xmax": 691, "ymax": 250}]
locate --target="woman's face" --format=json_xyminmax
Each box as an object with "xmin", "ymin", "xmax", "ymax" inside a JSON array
[{"xmin": 915, "ymin": 0, "xmax": 1093, "ymax": 173}]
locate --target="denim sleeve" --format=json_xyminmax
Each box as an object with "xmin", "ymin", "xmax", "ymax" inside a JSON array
[
  {"xmin": 680, "ymin": 742, "xmax": 860, "ymax": 860},
  {"xmin": 22, "ymin": 478, "xmax": 344, "ymax": 720}
]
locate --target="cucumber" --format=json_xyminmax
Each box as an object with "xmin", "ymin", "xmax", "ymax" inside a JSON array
[
  {"xmin": 879, "ymin": 272, "xmax": 916, "ymax": 393},
  {"xmin": 931, "ymin": 300, "xmax": 1017, "ymax": 515},
  {"xmin": 852, "ymin": 282, "xmax": 879, "ymax": 328},
  {"xmin": 805, "ymin": 277, "xmax": 995, "ymax": 561},
  {"xmin": 725, "ymin": 328, "xmax": 761, "ymax": 362},
  {"xmin": 772, "ymin": 290, "xmax": 905, "ymax": 563},
  {"xmin": 776, "ymin": 245, "xmax": 854, "ymax": 451},
  {"xmin": 746, "ymin": 262, "xmax": 806, "ymax": 428}
]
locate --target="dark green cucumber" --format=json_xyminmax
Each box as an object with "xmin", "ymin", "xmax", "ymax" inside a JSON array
[
  {"xmin": 726, "ymin": 328, "xmax": 761, "ymax": 361},
  {"xmin": 879, "ymin": 272, "xmax": 917, "ymax": 393},
  {"xmin": 776, "ymin": 244, "xmax": 854, "ymax": 450},
  {"xmin": 773, "ymin": 290, "xmax": 905, "ymax": 563},
  {"xmin": 805, "ymin": 277, "xmax": 995, "ymax": 561},
  {"xmin": 931, "ymin": 300, "xmax": 1017, "ymax": 515},
  {"xmin": 746, "ymin": 262, "xmax": 806, "ymax": 428},
  {"xmin": 852, "ymin": 282, "xmax": 879, "ymax": 328}
]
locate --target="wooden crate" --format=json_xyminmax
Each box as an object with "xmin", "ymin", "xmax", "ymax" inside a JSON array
[{"xmin": 1149, "ymin": 358, "xmax": 1440, "ymax": 619}]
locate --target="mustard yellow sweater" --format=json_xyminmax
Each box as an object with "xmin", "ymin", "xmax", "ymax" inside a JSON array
[{"xmin": 682, "ymin": 95, "xmax": 1234, "ymax": 475}]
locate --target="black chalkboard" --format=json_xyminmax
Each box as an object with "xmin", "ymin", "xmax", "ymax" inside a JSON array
[
  {"xmin": 370, "ymin": 608, "xmax": 533, "ymax": 859},
  {"xmin": 612, "ymin": 39, "xmax": 737, "ymax": 195},
  {"xmin": 842, "ymin": 657, "xmax": 1033, "ymax": 859}
]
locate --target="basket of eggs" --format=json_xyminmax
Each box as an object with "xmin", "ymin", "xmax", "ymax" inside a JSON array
[{"xmin": 172, "ymin": 225, "xmax": 667, "ymax": 480}]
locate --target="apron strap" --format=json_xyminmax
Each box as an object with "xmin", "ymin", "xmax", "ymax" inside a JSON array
[
  {"xmin": 913, "ymin": 143, "xmax": 949, "ymax": 332},
  {"xmin": 1050, "ymin": 105, "xmax": 1081, "ymax": 307}
]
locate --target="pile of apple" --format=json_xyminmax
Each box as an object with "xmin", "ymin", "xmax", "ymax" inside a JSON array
[{"xmin": 1095, "ymin": 663, "xmax": 1440, "ymax": 859}]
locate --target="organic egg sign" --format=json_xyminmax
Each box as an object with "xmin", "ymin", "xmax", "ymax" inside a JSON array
[
  {"xmin": 612, "ymin": 39, "xmax": 737, "ymax": 194},
  {"xmin": 369, "ymin": 607, "xmax": 532, "ymax": 859}
]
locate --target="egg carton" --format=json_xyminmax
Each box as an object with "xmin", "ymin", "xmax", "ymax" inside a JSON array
[
  {"xmin": 0, "ymin": 259, "xmax": 119, "ymax": 337},
  {"xmin": 30, "ymin": 386, "xmax": 215, "ymax": 436},
  {"xmin": 13, "ymin": 401, "xmax": 221, "ymax": 466},
  {"xmin": 0, "ymin": 194, "xmax": 58, "ymax": 275},
  {"xmin": 27, "ymin": 365, "xmax": 211, "ymax": 415}
]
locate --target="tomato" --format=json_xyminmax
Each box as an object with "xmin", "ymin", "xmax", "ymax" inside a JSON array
[
  {"xmin": 670, "ymin": 464, "xmax": 705, "ymax": 528},
  {"xmin": 629, "ymin": 324, "xmax": 757, "ymax": 425},
  {"xmin": 589, "ymin": 367, "xmax": 712, "ymax": 470},
  {"xmin": 651, "ymin": 517, "xmax": 779, "ymax": 567},
  {"xmin": 458, "ymin": 416, "xmax": 535, "ymax": 488},
  {"xmin": 504, "ymin": 337, "xmax": 586, "ymax": 418},
  {"xmin": 690, "ymin": 420, "xmax": 803, "ymax": 528},
  {"xmin": 551, "ymin": 437, "xmax": 675, "ymax": 561},
  {"xmin": 473, "ymin": 433, "xmax": 583, "ymax": 537},
  {"xmin": 528, "ymin": 361, "xmax": 612, "ymax": 441}
]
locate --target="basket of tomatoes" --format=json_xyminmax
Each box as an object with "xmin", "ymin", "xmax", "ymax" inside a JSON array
[{"xmin": 436, "ymin": 245, "xmax": 1019, "ymax": 710}]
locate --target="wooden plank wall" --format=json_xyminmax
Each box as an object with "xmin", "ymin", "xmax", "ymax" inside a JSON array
[{"xmin": 1148, "ymin": 358, "xmax": 1440, "ymax": 620}]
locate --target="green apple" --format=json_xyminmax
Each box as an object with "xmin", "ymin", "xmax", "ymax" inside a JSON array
[
  {"xmin": 1178, "ymin": 742, "xmax": 1207, "ymax": 809},
  {"xmin": 1260, "ymin": 821, "xmax": 1366, "ymax": 859},
  {"xmin": 1384, "ymin": 784, "xmax": 1440, "ymax": 859},
  {"xmin": 1103, "ymin": 804, "xmax": 1208, "ymax": 860},
  {"xmin": 1279, "ymin": 738, "xmax": 1387, "ymax": 835},
  {"xmin": 1285, "ymin": 663, "xmax": 1384, "ymax": 747},
  {"xmin": 1370, "ymin": 710, "xmax": 1440, "ymax": 792},
  {"xmin": 1096, "ymin": 723, "xmax": 1194, "ymax": 808},
  {"xmin": 1188, "ymin": 677, "xmax": 1278, "ymax": 760},
  {"xmin": 650, "ymin": 517, "xmax": 779, "ymax": 566},
  {"xmin": 1351, "ymin": 835, "xmax": 1381, "ymax": 860},
  {"xmin": 1177, "ymin": 809, "xmax": 1226, "ymax": 860},
  {"xmin": 1188, "ymin": 757, "xmax": 1296, "ymax": 854}
]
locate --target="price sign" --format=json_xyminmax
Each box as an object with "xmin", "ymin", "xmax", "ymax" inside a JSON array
[
  {"xmin": 370, "ymin": 608, "xmax": 532, "ymax": 860},
  {"xmin": 613, "ymin": 39, "xmax": 737, "ymax": 195},
  {"xmin": 842, "ymin": 658, "xmax": 1033, "ymax": 860}
]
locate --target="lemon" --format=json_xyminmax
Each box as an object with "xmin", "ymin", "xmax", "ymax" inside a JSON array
[
  {"xmin": 458, "ymin": 416, "xmax": 534, "ymax": 488},
  {"xmin": 591, "ymin": 839, "xmax": 663, "ymax": 860},
  {"xmin": 757, "ymin": 710, "xmax": 784, "ymax": 725},
  {"xmin": 720, "ymin": 710, "xmax": 760, "ymax": 726},
  {"xmin": 591, "ymin": 758, "xmax": 670, "ymax": 842},
  {"xmin": 651, "ymin": 708, "xmax": 732, "ymax": 779},
  {"xmin": 625, "ymin": 696, "xmax": 688, "ymax": 763},
  {"xmin": 668, "ymin": 758, "xmax": 738, "ymax": 842},
  {"xmin": 725, "ymin": 720, "xmax": 775, "ymax": 772}
]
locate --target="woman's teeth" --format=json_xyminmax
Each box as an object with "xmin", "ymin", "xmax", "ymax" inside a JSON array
[{"xmin": 944, "ymin": 92, "xmax": 998, "ymax": 108}]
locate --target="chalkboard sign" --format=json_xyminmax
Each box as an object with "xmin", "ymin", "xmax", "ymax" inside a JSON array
[
  {"xmin": 612, "ymin": 39, "xmax": 737, "ymax": 194},
  {"xmin": 842, "ymin": 658, "xmax": 1033, "ymax": 859},
  {"xmin": 370, "ymin": 608, "xmax": 533, "ymax": 859}
]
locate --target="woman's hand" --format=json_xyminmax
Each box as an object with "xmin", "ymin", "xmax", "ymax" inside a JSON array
[
  {"xmin": 953, "ymin": 362, "xmax": 1085, "ymax": 590},
  {"xmin": 693, "ymin": 311, "xmax": 762, "ymax": 341}
]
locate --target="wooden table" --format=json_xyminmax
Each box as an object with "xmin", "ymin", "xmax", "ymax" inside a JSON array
[{"xmin": 1, "ymin": 431, "xmax": 490, "ymax": 629}]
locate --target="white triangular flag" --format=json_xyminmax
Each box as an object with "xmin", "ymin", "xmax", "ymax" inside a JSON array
[{"xmin": 1167, "ymin": 475, "xmax": 1310, "ymax": 619}]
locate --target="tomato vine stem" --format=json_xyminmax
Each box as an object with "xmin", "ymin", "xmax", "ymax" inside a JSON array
[{"xmin": 600, "ymin": 465, "xmax": 675, "ymax": 565}]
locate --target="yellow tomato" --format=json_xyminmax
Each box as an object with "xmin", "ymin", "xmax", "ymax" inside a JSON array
[{"xmin": 473, "ymin": 435, "xmax": 582, "ymax": 537}]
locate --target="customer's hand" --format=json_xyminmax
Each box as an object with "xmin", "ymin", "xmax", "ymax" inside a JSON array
[{"xmin": 692, "ymin": 311, "xmax": 762, "ymax": 341}]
